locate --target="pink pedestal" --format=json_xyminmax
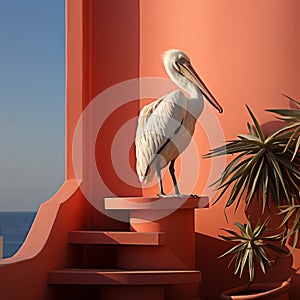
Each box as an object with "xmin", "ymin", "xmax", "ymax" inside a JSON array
[{"xmin": 104, "ymin": 196, "xmax": 207, "ymax": 299}]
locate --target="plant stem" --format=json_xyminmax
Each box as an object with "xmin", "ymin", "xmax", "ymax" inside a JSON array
[{"xmin": 246, "ymin": 280, "xmax": 253, "ymax": 293}]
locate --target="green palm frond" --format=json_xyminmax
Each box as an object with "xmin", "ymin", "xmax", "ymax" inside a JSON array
[
  {"xmin": 204, "ymin": 106, "xmax": 300, "ymax": 212},
  {"xmin": 267, "ymin": 95, "xmax": 300, "ymax": 160}
]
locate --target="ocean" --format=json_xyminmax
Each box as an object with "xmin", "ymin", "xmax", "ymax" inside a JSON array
[{"xmin": 0, "ymin": 212, "xmax": 36, "ymax": 258}]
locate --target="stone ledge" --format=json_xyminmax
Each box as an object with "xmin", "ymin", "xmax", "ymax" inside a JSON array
[
  {"xmin": 48, "ymin": 269, "xmax": 202, "ymax": 285},
  {"xmin": 104, "ymin": 196, "xmax": 209, "ymax": 210}
]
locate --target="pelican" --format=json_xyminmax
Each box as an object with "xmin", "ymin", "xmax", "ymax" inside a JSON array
[{"xmin": 135, "ymin": 49, "xmax": 223, "ymax": 197}]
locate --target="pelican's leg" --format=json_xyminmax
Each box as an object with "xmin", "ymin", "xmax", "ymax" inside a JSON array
[
  {"xmin": 169, "ymin": 159, "xmax": 180, "ymax": 195},
  {"xmin": 156, "ymin": 163, "xmax": 166, "ymax": 196}
]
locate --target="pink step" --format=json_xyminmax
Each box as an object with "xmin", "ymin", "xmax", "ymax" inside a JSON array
[
  {"xmin": 104, "ymin": 196, "xmax": 209, "ymax": 210},
  {"xmin": 48, "ymin": 269, "xmax": 202, "ymax": 285},
  {"xmin": 68, "ymin": 231, "xmax": 166, "ymax": 245}
]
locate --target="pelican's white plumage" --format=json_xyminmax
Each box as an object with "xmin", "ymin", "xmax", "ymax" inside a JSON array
[
  {"xmin": 135, "ymin": 49, "xmax": 223, "ymax": 196},
  {"xmin": 136, "ymin": 90, "xmax": 187, "ymax": 183}
]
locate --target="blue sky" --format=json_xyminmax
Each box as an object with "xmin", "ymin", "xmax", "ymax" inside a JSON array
[{"xmin": 0, "ymin": 0, "xmax": 65, "ymax": 211}]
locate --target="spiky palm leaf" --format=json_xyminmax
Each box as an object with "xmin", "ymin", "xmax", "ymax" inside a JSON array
[
  {"xmin": 279, "ymin": 204, "xmax": 300, "ymax": 250},
  {"xmin": 219, "ymin": 219, "xmax": 287, "ymax": 290},
  {"xmin": 204, "ymin": 106, "xmax": 300, "ymax": 212},
  {"xmin": 267, "ymin": 95, "xmax": 300, "ymax": 160}
]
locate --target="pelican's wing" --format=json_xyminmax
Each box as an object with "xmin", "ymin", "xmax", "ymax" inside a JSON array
[{"xmin": 135, "ymin": 90, "xmax": 187, "ymax": 183}]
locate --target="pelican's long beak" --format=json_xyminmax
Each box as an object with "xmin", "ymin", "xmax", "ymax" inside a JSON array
[{"xmin": 177, "ymin": 61, "xmax": 223, "ymax": 113}]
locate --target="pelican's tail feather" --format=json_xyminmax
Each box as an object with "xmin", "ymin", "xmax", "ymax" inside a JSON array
[{"xmin": 138, "ymin": 167, "xmax": 155, "ymax": 185}]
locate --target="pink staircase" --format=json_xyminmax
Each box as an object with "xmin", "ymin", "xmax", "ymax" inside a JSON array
[{"xmin": 48, "ymin": 196, "xmax": 207, "ymax": 300}]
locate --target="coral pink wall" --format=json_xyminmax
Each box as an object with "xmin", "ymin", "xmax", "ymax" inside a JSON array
[
  {"xmin": 139, "ymin": 1, "xmax": 300, "ymax": 298},
  {"xmin": 1, "ymin": 1, "xmax": 300, "ymax": 299},
  {"xmin": 77, "ymin": 1, "xmax": 300, "ymax": 298}
]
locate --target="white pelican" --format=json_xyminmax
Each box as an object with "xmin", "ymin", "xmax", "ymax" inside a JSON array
[{"xmin": 135, "ymin": 49, "xmax": 223, "ymax": 197}]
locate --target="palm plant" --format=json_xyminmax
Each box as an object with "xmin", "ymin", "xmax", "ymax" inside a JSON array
[
  {"xmin": 204, "ymin": 105, "xmax": 300, "ymax": 213},
  {"xmin": 206, "ymin": 100, "xmax": 298, "ymax": 297},
  {"xmin": 267, "ymin": 96, "xmax": 300, "ymax": 249},
  {"xmin": 219, "ymin": 218, "xmax": 287, "ymax": 292}
]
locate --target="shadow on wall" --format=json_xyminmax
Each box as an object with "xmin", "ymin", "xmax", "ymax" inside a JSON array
[{"xmin": 195, "ymin": 233, "xmax": 296, "ymax": 300}]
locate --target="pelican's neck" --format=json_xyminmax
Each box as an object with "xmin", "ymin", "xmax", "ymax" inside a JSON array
[
  {"xmin": 182, "ymin": 81, "xmax": 204, "ymax": 118},
  {"xmin": 184, "ymin": 81, "xmax": 201, "ymax": 99}
]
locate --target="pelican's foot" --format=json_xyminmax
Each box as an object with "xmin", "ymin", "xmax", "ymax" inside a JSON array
[
  {"xmin": 157, "ymin": 193, "xmax": 172, "ymax": 198},
  {"xmin": 176, "ymin": 193, "xmax": 200, "ymax": 199},
  {"xmin": 157, "ymin": 193, "xmax": 199, "ymax": 199}
]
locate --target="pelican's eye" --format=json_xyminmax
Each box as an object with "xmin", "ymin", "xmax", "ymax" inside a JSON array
[
  {"xmin": 177, "ymin": 57, "xmax": 187, "ymax": 64},
  {"xmin": 174, "ymin": 57, "xmax": 189, "ymax": 76},
  {"xmin": 174, "ymin": 57, "xmax": 185, "ymax": 72}
]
